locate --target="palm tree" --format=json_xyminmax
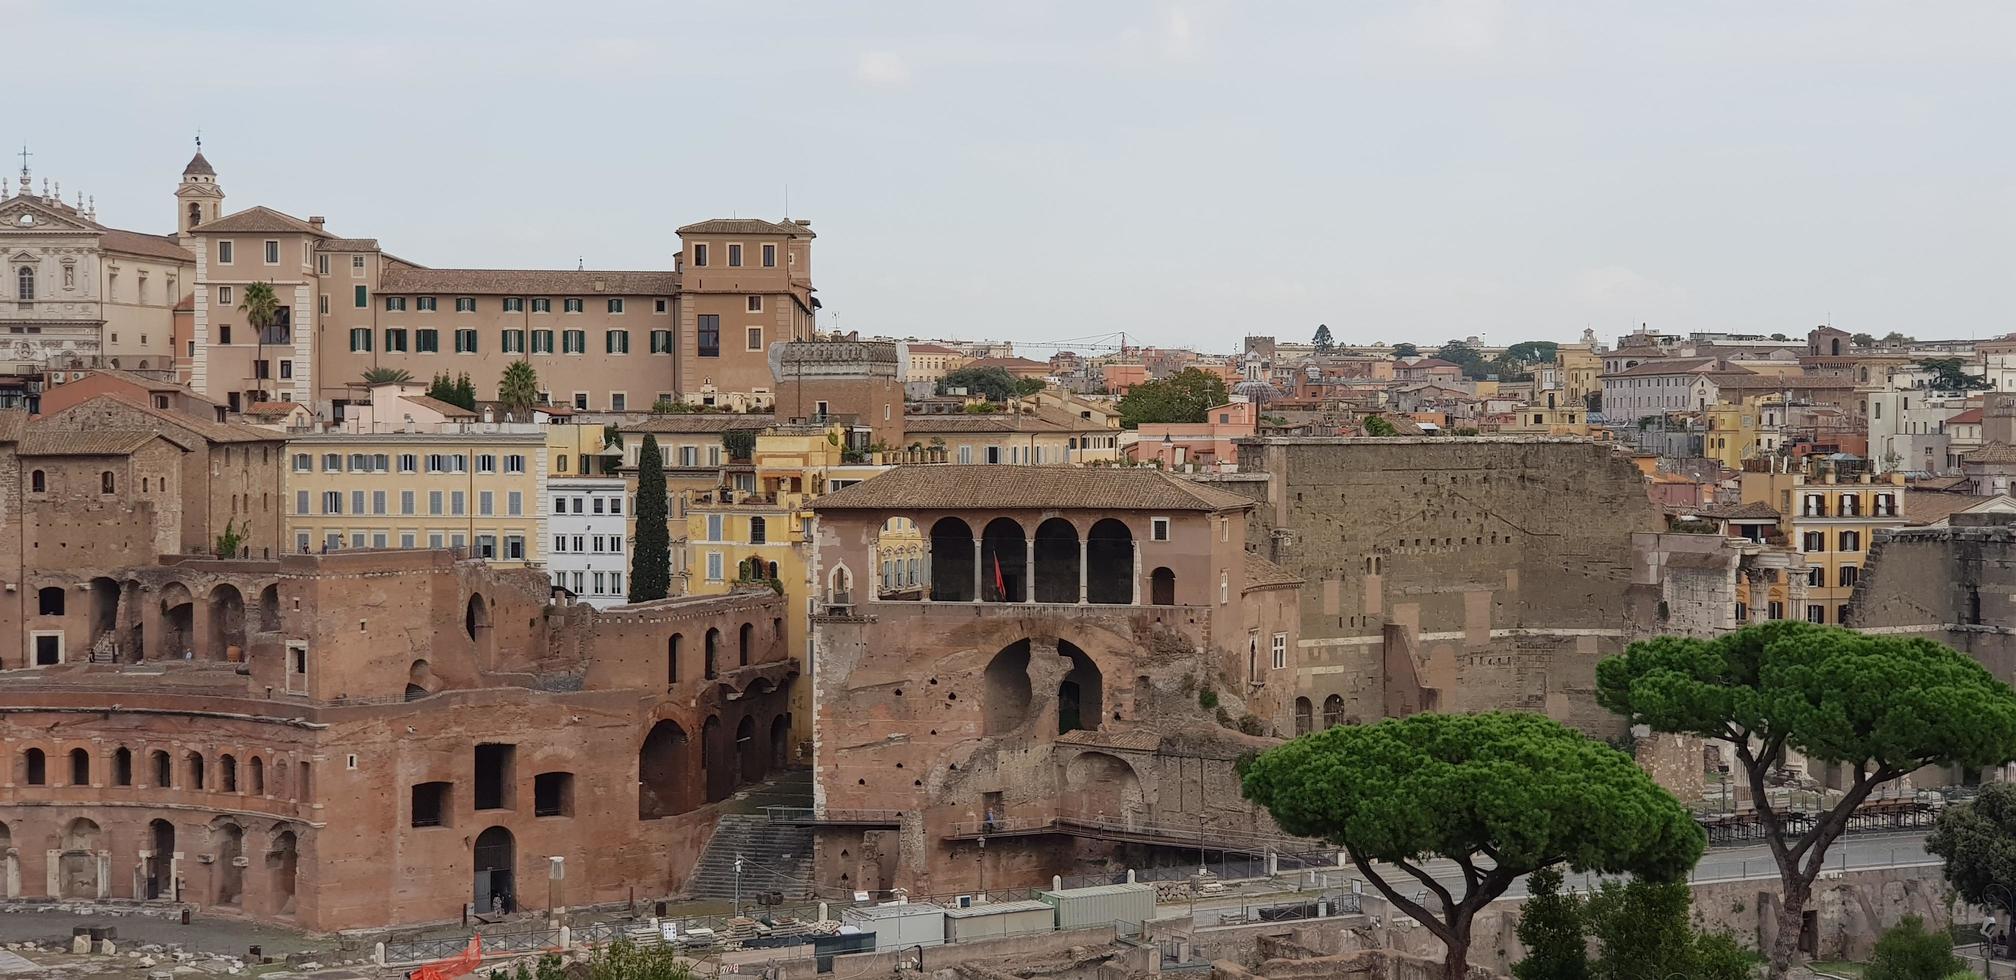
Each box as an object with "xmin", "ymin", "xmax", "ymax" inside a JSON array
[
  {"xmin": 498, "ymin": 361, "xmax": 540, "ymax": 418},
  {"xmin": 238, "ymin": 281, "xmax": 280, "ymax": 402},
  {"xmin": 362, "ymin": 367, "xmax": 412, "ymax": 386}
]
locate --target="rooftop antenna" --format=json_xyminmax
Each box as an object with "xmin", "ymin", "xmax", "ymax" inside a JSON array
[
  {"xmin": 195, "ymin": 130, "xmax": 202, "ymax": 152},
  {"xmin": 784, "ymin": 183, "xmax": 790, "ymax": 220},
  {"xmin": 577, "ymin": 256, "xmax": 584, "ymax": 271}
]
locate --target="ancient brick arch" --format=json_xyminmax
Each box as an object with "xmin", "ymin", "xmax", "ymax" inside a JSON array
[{"xmin": 1058, "ymin": 750, "xmax": 1146, "ymax": 827}]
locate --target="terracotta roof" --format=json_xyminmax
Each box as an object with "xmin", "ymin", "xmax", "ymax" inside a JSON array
[
  {"xmin": 903, "ymin": 406, "xmax": 1103, "ymax": 433},
  {"xmin": 1965, "ymin": 441, "xmax": 2016, "ymax": 465},
  {"xmin": 17, "ymin": 429, "xmax": 173, "ymax": 456},
  {"xmin": 182, "ymin": 152, "xmax": 216, "ymax": 177},
  {"xmin": 1904, "ymin": 491, "xmax": 2006, "ymax": 526},
  {"xmin": 1703, "ymin": 373, "xmax": 1857, "ymax": 390},
  {"xmin": 402, "ymin": 395, "xmax": 478, "ymax": 419},
  {"xmin": 0, "ymin": 410, "xmax": 27, "ymax": 444},
  {"xmin": 1243, "ymin": 553, "xmax": 1302, "ymax": 591},
  {"xmin": 811, "ymin": 465, "xmax": 1255, "ymax": 512},
  {"xmin": 904, "ymin": 343, "xmax": 965, "ymax": 355},
  {"xmin": 1703, "ymin": 501, "xmax": 1781, "ymax": 521},
  {"xmin": 98, "ymin": 228, "xmax": 193, "ymax": 262},
  {"xmin": 676, "ymin": 217, "xmax": 815, "ymax": 238},
  {"xmin": 376, "ymin": 266, "xmax": 678, "ymax": 296},
  {"xmin": 1405, "ymin": 358, "xmax": 1461, "ymax": 369},
  {"xmin": 43, "ymin": 392, "xmax": 281, "ymax": 445},
  {"xmin": 1606, "ymin": 357, "xmax": 1723, "ymax": 379},
  {"xmin": 627, "ymin": 414, "xmax": 775, "ymax": 434},
  {"xmin": 238, "ymin": 401, "xmax": 307, "ymax": 417},
  {"xmin": 317, "ymin": 238, "xmax": 379, "ymax": 251},
  {"xmin": 1949, "ymin": 408, "xmax": 1984, "ymax": 425},
  {"xmin": 966, "ymin": 356, "xmax": 1051, "ymax": 372},
  {"xmin": 191, "ymin": 206, "xmax": 329, "ymax": 237}
]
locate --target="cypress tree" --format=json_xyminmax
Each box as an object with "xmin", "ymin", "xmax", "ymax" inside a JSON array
[{"xmin": 630, "ymin": 434, "xmax": 670, "ymax": 602}]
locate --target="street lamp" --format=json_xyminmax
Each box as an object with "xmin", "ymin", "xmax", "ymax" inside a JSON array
[
  {"xmin": 733, "ymin": 852, "xmax": 743, "ymax": 917},
  {"xmin": 977, "ymin": 836, "xmax": 987, "ymax": 901}
]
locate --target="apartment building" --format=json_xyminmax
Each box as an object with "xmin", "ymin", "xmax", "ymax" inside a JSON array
[
  {"xmin": 548, "ymin": 477, "xmax": 631, "ymax": 607},
  {"xmin": 282, "ymin": 431, "xmax": 547, "ymax": 562},
  {"xmin": 1739, "ymin": 467, "xmax": 1908, "ymax": 625},
  {"xmin": 181, "ymin": 154, "xmax": 816, "ymax": 418},
  {"xmin": 903, "ymin": 404, "xmax": 1117, "ymax": 464}
]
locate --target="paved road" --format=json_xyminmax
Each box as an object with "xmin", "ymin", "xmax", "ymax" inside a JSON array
[{"xmin": 1178, "ymin": 831, "xmax": 1935, "ymax": 926}]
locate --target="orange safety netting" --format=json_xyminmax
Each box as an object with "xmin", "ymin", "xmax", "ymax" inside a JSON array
[{"xmin": 411, "ymin": 935, "xmax": 483, "ymax": 980}]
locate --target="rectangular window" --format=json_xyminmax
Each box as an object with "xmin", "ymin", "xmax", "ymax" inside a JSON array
[
  {"xmin": 415, "ymin": 328, "xmax": 439, "ymax": 353},
  {"xmin": 1271, "ymin": 632, "xmax": 1288, "ymax": 670},
  {"xmin": 322, "ymin": 490, "xmax": 342, "ymax": 514},
  {"xmin": 320, "ymin": 293, "xmax": 329, "ymax": 315},
  {"xmin": 264, "ymin": 240, "xmax": 280, "ymax": 264},
  {"xmin": 218, "ymin": 240, "xmax": 235, "ymax": 264},
  {"xmin": 692, "ymin": 243, "xmax": 708, "ymax": 267},
  {"xmin": 505, "ymin": 454, "xmax": 525, "ymax": 474},
  {"xmin": 385, "ymin": 296, "xmax": 407, "ymax": 312},
  {"xmin": 429, "ymin": 490, "xmax": 444, "ymax": 515},
  {"xmin": 219, "ymin": 324, "xmax": 232, "ymax": 345},
  {"xmin": 611, "ymin": 393, "xmax": 627, "ymax": 411},
  {"xmin": 479, "ymin": 491, "xmax": 494, "ymax": 516},
  {"xmin": 477, "ymin": 453, "xmax": 497, "ymax": 474},
  {"xmin": 384, "ymin": 327, "xmax": 408, "ymax": 352},
  {"xmin": 502, "ymin": 329, "xmax": 525, "ymax": 353},
  {"xmin": 354, "ymin": 284, "xmax": 367, "ymax": 308},
  {"xmin": 351, "ymin": 490, "xmax": 366, "ymax": 515},
  {"xmin": 654, "ymin": 298, "xmax": 668, "ymax": 313},
  {"xmin": 727, "ymin": 243, "xmax": 742, "ymax": 267},
  {"xmin": 219, "ymin": 285, "xmax": 234, "ymax": 305},
  {"xmin": 455, "ymin": 328, "xmax": 478, "ymax": 353},
  {"xmin": 372, "ymin": 490, "xmax": 387, "ymax": 515},
  {"xmin": 292, "ymin": 453, "xmax": 312, "ymax": 472},
  {"xmin": 698, "ymin": 315, "xmax": 720, "ymax": 357},
  {"xmin": 651, "ymin": 329, "xmax": 673, "ymax": 353},
  {"xmin": 607, "ymin": 298, "xmax": 624, "ymax": 314},
  {"xmin": 508, "ymin": 491, "xmax": 523, "ymax": 515},
  {"xmin": 746, "ymin": 326, "xmax": 763, "ymax": 351},
  {"xmin": 532, "ymin": 329, "xmax": 553, "ymax": 354},
  {"xmin": 399, "ymin": 453, "xmax": 418, "ymax": 473},
  {"xmin": 506, "ymin": 534, "xmax": 524, "ymax": 560},
  {"xmin": 1152, "ymin": 517, "xmax": 1171, "ymax": 541},
  {"xmin": 504, "ymin": 297, "xmax": 524, "ymax": 312},
  {"xmin": 762, "ymin": 243, "xmax": 776, "ymax": 267},
  {"xmin": 532, "ymin": 297, "xmax": 551, "ymax": 313},
  {"xmin": 606, "ymin": 329, "xmax": 629, "ymax": 354},
  {"xmin": 295, "ymin": 489, "xmax": 310, "ymax": 514},
  {"xmin": 416, "ymin": 296, "xmax": 437, "ymax": 312},
  {"xmin": 451, "ymin": 491, "xmax": 466, "ymax": 516},
  {"xmin": 563, "ymin": 329, "xmax": 586, "ymax": 354},
  {"xmin": 296, "ymin": 531, "xmax": 311, "ymax": 553},
  {"xmin": 564, "ymin": 297, "xmax": 583, "ymax": 313},
  {"xmin": 352, "ymin": 254, "xmax": 366, "ymax": 275},
  {"xmin": 401, "ymin": 490, "xmax": 415, "ymax": 515},
  {"xmin": 707, "ymin": 551, "xmax": 723, "ymax": 581},
  {"xmin": 746, "ymin": 295, "xmax": 763, "ymax": 313},
  {"xmin": 708, "ymin": 514, "xmax": 723, "ymax": 542},
  {"xmin": 1806, "ymin": 604, "xmax": 1826, "ymax": 624},
  {"xmin": 455, "ymin": 297, "xmax": 476, "ymax": 313},
  {"xmin": 574, "ymin": 391, "xmax": 588, "ymax": 410}
]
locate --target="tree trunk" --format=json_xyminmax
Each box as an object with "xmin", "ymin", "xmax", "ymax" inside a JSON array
[
  {"xmin": 1766, "ymin": 876, "xmax": 1812, "ymax": 979},
  {"xmin": 1441, "ymin": 937, "xmax": 1470, "ymax": 980}
]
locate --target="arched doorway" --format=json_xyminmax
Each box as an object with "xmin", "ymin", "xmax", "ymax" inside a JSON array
[
  {"xmin": 212, "ymin": 822, "xmax": 245, "ymax": 906},
  {"xmin": 1057, "ymin": 642, "xmax": 1103, "ymax": 734},
  {"xmin": 1086, "ymin": 519, "xmax": 1134, "ymax": 604},
  {"xmin": 1033, "ymin": 519, "xmax": 1080, "ymax": 603},
  {"xmin": 0, "ymin": 821, "xmax": 16, "ymax": 898},
  {"xmin": 465, "ymin": 594, "xmax": 493, "ymax": 660},
  {"xmin": 735, "ymin": 715, "xmax": 761, "ymax": 785},
  {"xmin": 929, "ymin": 518, "xmax": 975, "ymax": 601},
  {"xmin": 983, "ymin": 641, "xmax": 1033, "ymax": 735},
  {"xmin": 1322, "ymin": 694, "xmax": 1345, "ymax": 729},
  {"xmin": 701, "ymin": 716, "xmax": 727, "ymax": 802},
  {"xmin": 265, "ymin": 829, "xmax": 298, "ymax": 915},
  {"xmin": 257, "ymin": 585, "xmax": 281, "ymax": 632},
  {"xmin": 472, "ymin": 826, "xmax": 514, "ymax": 914},
  {"xmin": 145, "ymin": 819, "xmax": 175, "ymax": 900},
  {"xmin": 406, "ymin": 659, "xmax": 437, "ymax": 701},
  {"xmin": 88, "ymin": 578, "xmax": 120, "ymax": 649},
  {"xmin": 638, "ymin": 720, "xmax": 694, "ymax": 819},
  {"xmin": 1294, "ymin": 697, "xmax": 1313, "ymax": 736},
  {"xmin": 160, "ymin": 584, "xmax": 194, "ymax": 659},
  {"xmin": 1061, "ymin": 752, "xmax": 1145, "ymax": 827},
  {"xmin": 770, "ymin": 714, "xmax": 790, "ymax": 771},
  {"xmin": 1150, "ymin": 567, "xmax": 1176, "ymax": 606},
  {"xmin": 58, "ymin": 818, "xmax": 103, "ymax": 899},
  {"xmin": 209, "ymin": 585, "xmax": 246, "ymax": 660},
  {"xmin": 980, "ymin": 519, "xmax": 1027, "ymax": 602}
]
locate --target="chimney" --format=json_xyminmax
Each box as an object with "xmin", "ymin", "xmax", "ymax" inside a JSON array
[{"xmin": 308, "ymin": 216, "xmax": 325, "ymax": 230}]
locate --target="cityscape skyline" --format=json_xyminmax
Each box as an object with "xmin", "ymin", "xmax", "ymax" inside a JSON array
[{"xmin": 10, "ymin": 1, "xmax": 2016, "ymax": 350}]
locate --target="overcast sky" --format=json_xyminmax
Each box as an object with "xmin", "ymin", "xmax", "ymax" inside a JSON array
[{"xmin": 10, "ymin": 1, "xmax": 2014, "ymax": 353}]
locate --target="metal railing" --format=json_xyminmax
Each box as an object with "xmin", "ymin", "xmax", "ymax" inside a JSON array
[
  {"xmin": 762, "ymin": 806, "xmax": 904, "ymax": 826},
  {"xmin": 1696, "ymin": 801, "xmax": 1937, "ymax": 846},
  {"xmin": 381, "ymin": 925, "xmax": 563, "ymax": 966}
]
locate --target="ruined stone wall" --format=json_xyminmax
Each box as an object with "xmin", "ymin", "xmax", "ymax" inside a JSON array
[
  {"xmin": 1851, "ymin": 524, "xmax": 2016, "ymax": 683},
  {"xmin": 1236, "ymin": 438, "xmax": 1665, "ymax": 735}
]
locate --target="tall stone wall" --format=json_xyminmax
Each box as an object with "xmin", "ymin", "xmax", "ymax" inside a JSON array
[{"xmin": 1235, "ymin": 437, "xmax": 1665, "ymax": 734}]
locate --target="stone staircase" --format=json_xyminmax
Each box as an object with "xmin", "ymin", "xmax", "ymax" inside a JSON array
[
  {"xmin": 684, "ymin": 814, "xmax": 816, "ymax": 903},
  {"xmin": 683, "ymin": 770, "xmax": 817, "ymax": 903}
]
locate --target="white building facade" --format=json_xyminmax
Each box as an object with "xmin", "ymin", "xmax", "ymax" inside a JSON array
[{"xmin": 548, "ymin": 476, "xmax": 632, "ymax": 607}]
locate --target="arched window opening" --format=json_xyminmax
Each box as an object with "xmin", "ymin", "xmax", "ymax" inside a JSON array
[
  {"xmin": 1322, "ymin": 694, "xmax": 1346, "ymax": 729},
  {"xmin": 151, "ymin": 750, "xmax": 171, "ymax": 787},
  {"xmin": 220, "ymin": 754, "xmax": 238, "ymax": 792},
  {"xmin": 1294, "ymin": 697, "xmax": 1313, "ymax": 736},
  {"xmin": 1086, "ymin": 519, "xmax": 1135, "ymax": 604},
  {"xmin": 704, "ymin": 628, "xmax": 720, "ymax": 679},
  {"xmin": 188, "ymin": 751, "xmax": 206, "ymax": 790},
  {"xmin": 1033, "ymin": 518, "xmax": 1080, "ymax": 603},
  {"xmin": 69, "ymin": 747, "xmax": 90, "ymax": 786},
  {"xmin": 114, "ymin": 747, "xmax": 133, "ymax": 786},
  {"xmin": 983, "ymin": 641, "xmax": 1033, "ymax": 735},
  {"xmin": 101, "ymin": 471, "xmax": 115, "ymax": 494},
  {"xmin": 980, "ymin": 518, "xmax": 1027, "ymax": 602},
  {"xmin": 1057, "ymin": 641, "xmax": 1103, "ymax": 734},
  {"xmin": 23, "ymin": 748, "xmax": 46, "ymax": 785},
  {"xmin": 738, "ymin": 622, "xmax": 754, "ymax": 667},
  {"xmin": 667, "ymin": 633, "xmax": 682, "ymax": 683},
  {"xmin": 1150, "ymin": 567, "xmax": 1176, "ymax": 606},
  {"xmin": 929, "ymin": 517, "xmax": 975, "ymax": 601},
  {"xmin": 29, "ymin": 469, "xmax": 44, "ymax": 493},
  {"xmin": 249, "ymin": 756, "xmax": 265, "ymax": 794},
  {"xmin": 735, "ymin": 715, "xmax": 762, "ymax": 785}
]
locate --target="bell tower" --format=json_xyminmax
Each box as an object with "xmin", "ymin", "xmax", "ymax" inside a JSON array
[{"xmin": 176, "ymin": 137, "xmax": 224, "ymax": 239}]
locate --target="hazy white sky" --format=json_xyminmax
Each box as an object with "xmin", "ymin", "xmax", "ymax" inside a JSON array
[{"xmin": 10, "ymin": 1, "xmax": 2015, "ymax": 353}]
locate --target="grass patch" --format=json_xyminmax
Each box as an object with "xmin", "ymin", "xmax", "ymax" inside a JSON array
[{"xmin": 1808, "ymin": 962, "xmax": 1866, "ymax": 979}]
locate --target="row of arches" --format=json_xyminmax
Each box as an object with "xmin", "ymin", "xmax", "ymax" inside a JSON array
[
  {"xmin": 0, "ymin": 815, "xmax": 298, "ymax": 913},
  {"xmin": 662, "ymin": 621, "xmax": 767, "ymax": 685},
  {"xmin": 639, "ymin": 697, "xmax": 790, "ymax": 818},
  {"xmin": 22, "ymin": 578, "xmax": 283, "ymax": 666},
  {"xmin": 982, "ymin": 639, "xmax": 1105, "ymax": 736},
  {"xmin": 9, "ymin": 742, "xmax": 311, "ymax": 803},
  {"xmin": 1292, "ymin": 695, "xmax": 1351, "ymax": 735},
  {"xmin": 909, "ymin": 517, "xmax": 1149, "ymax": 604}
]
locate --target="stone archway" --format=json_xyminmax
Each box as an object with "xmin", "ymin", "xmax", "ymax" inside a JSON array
[
  {"xmin": 980, "ymin": 518, "xmax": 1027, "ymax": 602},
  {"xmin": 983, "ymin": 641, "xmax": 1034, "ymax": 735},
  {"xmin": 472, "ymin": 826, "xmax": 514, "ymax": 913},
  {"xmin": 265, "ymin": 828, "xmax": 298, "ymax": 916},
  {"xmin": 1034, "ymin": 519, "xmax": 1080, "ymax": 603},
  {"xmin": 639, "ymin": 720, "xmax": 695, "ymax": 819},
  {"xmin": 929, "ymin": 517, "xmax": 975, "ymax": 601},
  {"xmin": 1086, "ymin": 519, "xmax": 1134, "ymax": 604},
  {"xmin": 736, "ymin": 715, "xmax": 762, "ymax": 786},
  {"xmin": 208, "ymin": 584, "xmax": 246, "ymax": 661},
  {"xmin": 1060, "ymin": 752, "xmax": 1146, "ymax": 828},
  {"xmin": 144, "ymin": 819, "xmax": 175, "ymax": 901},
  {"xmin": 57, "ymin": 818, "xmax": 106, "ymax": 899},
  {"xmin": 159, "ymin": 583, "xmax": 194, "ymax": 659},
  {"xmin": 0, "ymin": 820, "xmax": 16, "ymax": 898},
  {"xmin": 211, "ymin": 821, "xmax": 245, "ymax": 907},
  {"xmin": 1057, "ymin": 641, "xmax": 1103, "ymax": 734}
]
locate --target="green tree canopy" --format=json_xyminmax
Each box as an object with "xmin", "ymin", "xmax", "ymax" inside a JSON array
[
  {"xmin": 1014, "ymin": 376, "xmax": 1047, "ymax": 397},
  {"xmin": 1851, "ymin": 332, "xmax": 1877, "ymax": 347},
  {"xmin": 629, "ymin": 435, "xmax": 669, "ymax": 602},
  {"xmin": 1597, "ymin": 622, "xmax": 2016, "ymax": 976},
  {"xmin": 1116, "ymin": 368, "xmax": 1229, "ymax": 428},
  {"xmin": 1312, "ymin": 324, "xmax": 1335, "ymax": 353},
  {"xmin": 362, "ymin": 367, "xmax": 412, "ymax": 386},
  {"xmin": 1918, "ymin": 357, "xmax": 1991, "ymax": 391},
  {"xmin": 1391, "ymin": 342, "xmax": 1420, "ymax": 359},
  {"xmin": 938, "ymin": 366, "xmax": 1022, "ymax": 401},
  {"xmin": 721, "ymin": 429, "xmax": 757, "ymax": 461},
  {"xmin": 1241, "ymin": 712, "xmax": 1702, "ymax": 979},
  {"xmin": 498, "ymin": 361, "xmax": 540, "ymax": 415},
  {"xmin": 453, "ymin": 373, "xmax": 478, "ymax": 411},
  {"xmin": 1512, "ymin": 868, "xmax": 1588, "ymax": 980},
  {"xmin": 426, "ymin": 372, "xmax": 459, "ymax": 406},
  {"xmin": 1362, "ymin": 415, "xmax": 1399, "ymax": 437},
  {"xmin": 1866, "ymin": 916, "xmax": 1965, "ymax": 980},
  {"xmin": 1883, "ymin": 331, "xmax": 1918, "ymax": 344},
  {"xmin": 1515, "ymin": 869, "xmax": 1758, "ymax": 980},
  {"xmin": 1927, "ymin": 782, "xmax": 2016, "ymax": 957}
]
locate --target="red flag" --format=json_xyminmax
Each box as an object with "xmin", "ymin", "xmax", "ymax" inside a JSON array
[
  {"xmin": 412, "ymin": 935, "xmax": 482, "ymax": 980},
  {"xmin": 992, "ymin": 551, "xmax": 1007, "ymax": 600}
]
